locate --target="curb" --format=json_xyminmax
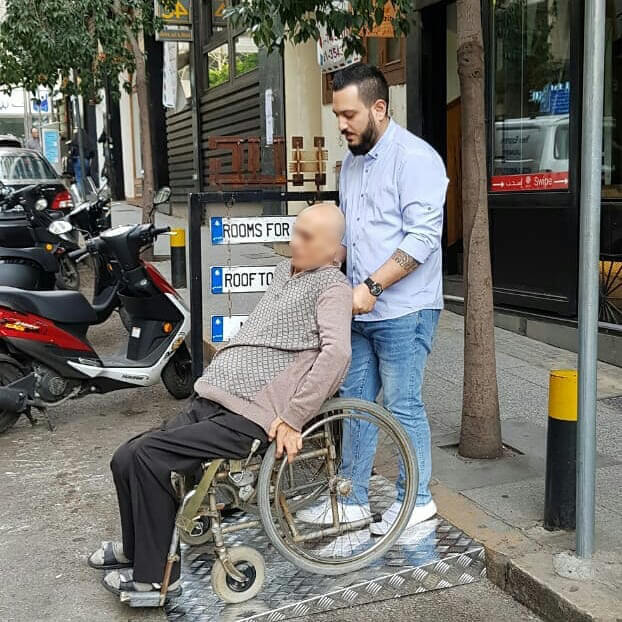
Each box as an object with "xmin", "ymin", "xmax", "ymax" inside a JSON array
[{"xmin": 432, "ymin": 482, "xmax": 622, "ymax": 622}]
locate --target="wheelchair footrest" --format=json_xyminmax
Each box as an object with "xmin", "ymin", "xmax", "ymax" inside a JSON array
[{"xmin": 120, "ymin": 591, "xmax": 166, "ymax": 608}]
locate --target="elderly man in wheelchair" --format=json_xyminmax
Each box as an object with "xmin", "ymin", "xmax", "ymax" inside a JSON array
[{"xmin": 88, "ymin": 203, "xmax": 418, "ymax": 607}]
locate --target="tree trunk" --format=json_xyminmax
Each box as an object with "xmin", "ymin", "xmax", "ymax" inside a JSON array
[
  {"xmin": 127, "ymin": 30, "xmax": 155, "ymax": 232},
  {"xmin": 456, "ymin": 0, "xmax": 502, "ymax": 458}
]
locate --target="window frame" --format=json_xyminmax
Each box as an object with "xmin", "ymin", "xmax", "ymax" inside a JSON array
[{"xmin": 202, "ymin": 0, "xmax": 258, "ymax": 92}]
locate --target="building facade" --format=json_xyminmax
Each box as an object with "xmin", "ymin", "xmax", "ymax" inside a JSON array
[{"xmin": 167, "ymin": 0, "xmax": 622, "ymax": 346}]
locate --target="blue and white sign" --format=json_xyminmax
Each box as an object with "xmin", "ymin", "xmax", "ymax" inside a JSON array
[
  {"xmin": 211, "ymin": 216, "xmax": 296, "ymax": 245},
  {"xmin": 211, "ymin": 265, "xmax": 276, "ymax": 294},
  {"xmin": 211, "ymin": 315, "xmax": 249, "ymax": 342},
  {"xmin": 42, "ymin": 129, "xmax": 60, "ymax": 165}
]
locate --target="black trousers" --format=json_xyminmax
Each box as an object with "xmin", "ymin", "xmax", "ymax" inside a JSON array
[{"xmin": 110, "ymin": 397, "xmax": 268, "ymax": 583}]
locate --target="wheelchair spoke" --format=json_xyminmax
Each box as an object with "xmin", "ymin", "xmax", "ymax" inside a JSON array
[{"xmin": 257, "ymin": 400, "xmax": 419, "ymax": 573}]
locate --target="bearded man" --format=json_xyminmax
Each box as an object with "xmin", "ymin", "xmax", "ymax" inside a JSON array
[{"xmin": 299, "ymin": 64, "xmax": 448, "ymax": 533}]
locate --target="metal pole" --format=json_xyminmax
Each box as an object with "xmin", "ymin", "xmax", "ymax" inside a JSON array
[
  {"xmin": 577, "ymin": 0, "xmax": 606, "ymax": 559},
  {"xmin": 38, "ymin": 89, "xmax": 43, "ymax": 153},
  {"xmin": 70, "ymin": 70, "xmax": 87, "ymax": 198},
  {"xmin": 189, "ymin": 0, "xmax": 204, "ymax": 193},
  {"xmin": 188, "ymin": 193, "xmax": 204, "ymax": 380}
]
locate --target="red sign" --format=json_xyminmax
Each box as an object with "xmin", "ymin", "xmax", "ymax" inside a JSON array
[{"xmin": 490, "ymin": 172, "xmax": 569, "ymax": 192}]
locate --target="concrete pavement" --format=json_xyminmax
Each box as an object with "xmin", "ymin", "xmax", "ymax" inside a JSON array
[{"xmin": 425, "ymin": 311, "xmax": 622, "ymax": 621}]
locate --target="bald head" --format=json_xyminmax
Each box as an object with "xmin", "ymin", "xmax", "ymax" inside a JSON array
[{"xmin": 290, "ymin": 202, "xmax": 345, "ymax": 272}]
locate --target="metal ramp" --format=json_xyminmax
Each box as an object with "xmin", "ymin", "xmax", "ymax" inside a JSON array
[{"xmin": 165, "ymin": 514, "xmax": 486, "ymax": 621}]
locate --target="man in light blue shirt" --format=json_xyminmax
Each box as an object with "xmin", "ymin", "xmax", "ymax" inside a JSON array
[{"xmin": 298, "ymin": 64, "xmax": 448, "ymax": 534}]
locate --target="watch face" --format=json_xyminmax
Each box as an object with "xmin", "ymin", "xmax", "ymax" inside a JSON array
[{"xmin": 370, "ymin": 283, "xmax": 383, "ymax": 296}]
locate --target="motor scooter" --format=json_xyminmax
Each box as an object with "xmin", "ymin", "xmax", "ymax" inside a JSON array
[
  {"xmin": 0, "ymin": 181, "xmax": 81, "ymax": 290},
  {"xmin": 0, "ymin": 219, "xmax": 193, "ymax": 434}
]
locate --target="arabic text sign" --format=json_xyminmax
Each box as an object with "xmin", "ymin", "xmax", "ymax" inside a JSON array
[
  {"xmin": 490, "ymin": 171, "xmax": 569, "ymax": 192},
  {"xmin": 211, "ymin": 216, "xmax": 295, "ymax": 245},
  {"xmin": 211, "ymin": 315, "xmax": 248, "ymax": 342},
  {"xmin": 211, "ymin": 265, "xmax": 276, "ymax": 294},
  {"xmin": 155, "ymin": 0, "xmax": 192, "ymax": 25}
]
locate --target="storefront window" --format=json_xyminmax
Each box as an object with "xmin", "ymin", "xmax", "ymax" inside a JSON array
[
  {"xmin": 208, "ymin": 43, "xmax": 230, "ymax": 88},
  {"xmin": 234, "ymin": 33, "xmax": 259, "ymax": 76},
  {"xmin": 603, "ymin": 1, "xmax": 622, "ymax": 199},
  {"xmin": 491, "ymin": 0, "xmax": 571, "ymax": 192}
]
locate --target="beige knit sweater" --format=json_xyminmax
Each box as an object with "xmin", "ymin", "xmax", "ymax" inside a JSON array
[{"xmin": 194, "ymin": 260, "xmax": 352, "ymax": 432}]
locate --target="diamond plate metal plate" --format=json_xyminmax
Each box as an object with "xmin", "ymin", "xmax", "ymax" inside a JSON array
[{"xmin": 165, "ymin": 515, "xmax": 486, "ymax": 621}]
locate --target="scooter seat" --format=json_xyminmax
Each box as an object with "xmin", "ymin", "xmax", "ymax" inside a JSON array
[{"xmin": 0, "ymin": 286, "xmax": 97, "ymax": 324}]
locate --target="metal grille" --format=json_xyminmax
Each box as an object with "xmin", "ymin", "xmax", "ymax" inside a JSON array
[{"xmin": 165, "ymin": 515, "xmax": 486, "ymax": 621}]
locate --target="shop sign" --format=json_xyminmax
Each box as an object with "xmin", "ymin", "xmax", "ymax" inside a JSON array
[
  {"xmin": 155, "ymin": 0, "xmax": 191, "ymax": 25},
  {"xmin": 210, "ymin": 216, "xmax": 295, "ymax": 244},
  {"xmin": 211, "ymin": 265, "xmax": 276, "ymax": 294},
  {"xmin": 155, "ymin": 0, "xmax": 192, "ymax": 40},
  {"xmin": 364, "ymin": 2, "xmax": 395, "ymax": 38},
  {"xmin": 490, "ymin": 171, "xmax": 569, "ymax": 192},
  {"xmin": 317, "ymin": 1, "xmax": 362, "ymax": 74},
  {"xmin": 211, "ymin": 315, "xmax": 248, "ymax": 342},
  {"xmin": 42, "ymin": 129, "xmax": 60, "ymax": 165}
]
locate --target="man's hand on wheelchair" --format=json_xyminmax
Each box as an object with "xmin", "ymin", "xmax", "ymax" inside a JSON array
[{"xmin": 268, "ymin": 417, "xmax": 303, "ymax": 463}]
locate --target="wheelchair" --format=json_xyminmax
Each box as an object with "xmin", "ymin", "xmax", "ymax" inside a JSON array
[{"xmin": 121, "ymin": 398, "xmax": 418, "ymax": 607}]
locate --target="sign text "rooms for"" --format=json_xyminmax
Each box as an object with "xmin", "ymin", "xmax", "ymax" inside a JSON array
[{"xmin": 211, "ymin": 217, "xmax": 296, "ymax": 244}]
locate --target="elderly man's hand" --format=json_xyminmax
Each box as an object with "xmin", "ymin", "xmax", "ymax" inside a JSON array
[
  {"xmin": 269, "ymin": 417, "xmax": 303, "ymax": 463},
  {"xmin": 352, "ymin": 283, "xmax": 377, "ymax": 315}
]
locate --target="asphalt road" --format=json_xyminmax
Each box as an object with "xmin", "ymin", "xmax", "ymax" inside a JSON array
[{"xmin": 0, "ymin": 263, "xmax": 542, "ymax": 622}]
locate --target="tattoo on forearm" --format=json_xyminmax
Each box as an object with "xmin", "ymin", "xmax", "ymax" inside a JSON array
[{"xmin": 391, "ymin": 249, "xmax": 419, "ymax": 273}]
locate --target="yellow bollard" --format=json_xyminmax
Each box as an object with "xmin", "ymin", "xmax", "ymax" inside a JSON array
[
  {"xmin": 170, "ymin": 228, "xmax": 187, "ymax": 289},
  {"xmin": 544, "ymin": 369, "xmax": 577, "ymax": 530}
]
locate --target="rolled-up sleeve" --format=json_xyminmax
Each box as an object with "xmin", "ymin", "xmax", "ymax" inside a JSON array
[
  {"xmin": 284, "ymin": 283, "xmax": 352, "ymax": 431},
  {"xmin": 397, "ymin": 152, "xmax": 448, "ymax": 265}
]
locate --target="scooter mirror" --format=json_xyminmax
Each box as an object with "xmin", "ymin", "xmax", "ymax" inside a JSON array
[
  {"xmin": 153, "ymin": 186, "xmax": 171, "ymax": 205},
  {"xmin": 48, "ymin": 220, "xmax": 74, "ymax": 235}
]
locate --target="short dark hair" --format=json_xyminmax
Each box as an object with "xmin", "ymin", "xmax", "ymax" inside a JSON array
[{"xmin": 332, "ymin": 64, "xmax": 389, "ymax": 109}]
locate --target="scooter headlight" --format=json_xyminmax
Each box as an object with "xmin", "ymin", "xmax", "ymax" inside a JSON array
[{"xmin": 35, "ymin": 198, "xmax": 48, "ymax": 211}]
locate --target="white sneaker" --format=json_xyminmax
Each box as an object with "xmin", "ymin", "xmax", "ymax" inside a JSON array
[
  {"xmin": 296, "ymin": 497, "xmax": 371, "ymax": 525},
  {"xmin": 369, "ymin": 499, "xmax": 437, "ymax": 536},
  {"xmin": 317, "ymin": 528, "xmax": 371, "ymax": 557}
]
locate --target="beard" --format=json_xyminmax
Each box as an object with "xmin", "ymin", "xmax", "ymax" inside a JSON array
[{"xmin": 345, "ymin": 112, "xmax": 379, "ymax": 156}]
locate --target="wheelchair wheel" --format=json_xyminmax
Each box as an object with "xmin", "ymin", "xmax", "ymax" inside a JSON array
[
  {"xmin": 210, "ymin": 546, "xmax": 265, "ymax": 603},
  {"xmin": 257, "ymin": 398, "xmax": 418, "ymax": 576}
]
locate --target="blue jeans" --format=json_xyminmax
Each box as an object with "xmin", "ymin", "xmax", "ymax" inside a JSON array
[{"xmin": 340, "ymin": 309, "xmax": 440, "ymax": 507}]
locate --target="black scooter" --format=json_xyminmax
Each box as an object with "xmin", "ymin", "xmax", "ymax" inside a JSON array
[{"xmin": 0, "ymin": 182, "xmax": 81, "ymax": 290}]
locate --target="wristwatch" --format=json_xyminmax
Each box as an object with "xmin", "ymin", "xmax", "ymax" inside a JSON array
[{"xmin": 364, "ymin": 277, "xmax": 383, "ymax": 297}]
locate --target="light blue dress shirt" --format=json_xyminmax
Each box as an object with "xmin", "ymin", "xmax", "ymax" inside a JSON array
[{"xmin": 339, "ymin": 119, "xmax": 448, "ymax": 321}]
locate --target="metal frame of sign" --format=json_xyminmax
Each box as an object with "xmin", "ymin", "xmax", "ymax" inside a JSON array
[{"xmin": 188, "ymin": 190, "xmax": 339, "ymax": 377}]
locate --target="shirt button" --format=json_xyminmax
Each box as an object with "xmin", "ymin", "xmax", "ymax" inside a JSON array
[{"xmin": 357, "ymin": 217, "xmax": 361, "ymax": 221}]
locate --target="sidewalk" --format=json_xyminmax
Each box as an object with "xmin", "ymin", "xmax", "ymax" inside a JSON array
[{"xmin": 426, "ymin": 311, "xmax": 622, "ymax": 621}]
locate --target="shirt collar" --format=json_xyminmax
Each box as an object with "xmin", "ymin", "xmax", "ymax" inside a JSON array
[{"xmin": 365, "ymin": 118, "xmax": 396, "ymax": 161}]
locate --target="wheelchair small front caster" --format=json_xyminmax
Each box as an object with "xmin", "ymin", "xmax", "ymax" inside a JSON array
[{"xmin": 211, "ymin": 545, "xmax": 265, "ymax": 604}]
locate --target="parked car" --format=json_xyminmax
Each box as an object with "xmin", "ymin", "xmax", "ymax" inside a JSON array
[
  {"xmin": 0, "ymin": 147, "xmax": 72, "ymax": 214},
  {"xmin": 0, "ymin": 147, "xmax": 73, "ymax": 247},
  {"xmin": 0, "ymin": 135, "xmax": 22, "ymax": 148}
]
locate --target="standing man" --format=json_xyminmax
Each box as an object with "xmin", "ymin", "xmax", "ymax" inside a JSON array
[
  {"xmin": 299, "ymin": 64, "xmax": 447, "ymax": 533},
  {"xmin": 25, "ymin": 127, "xmax": 41, "ymax": 151}
]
